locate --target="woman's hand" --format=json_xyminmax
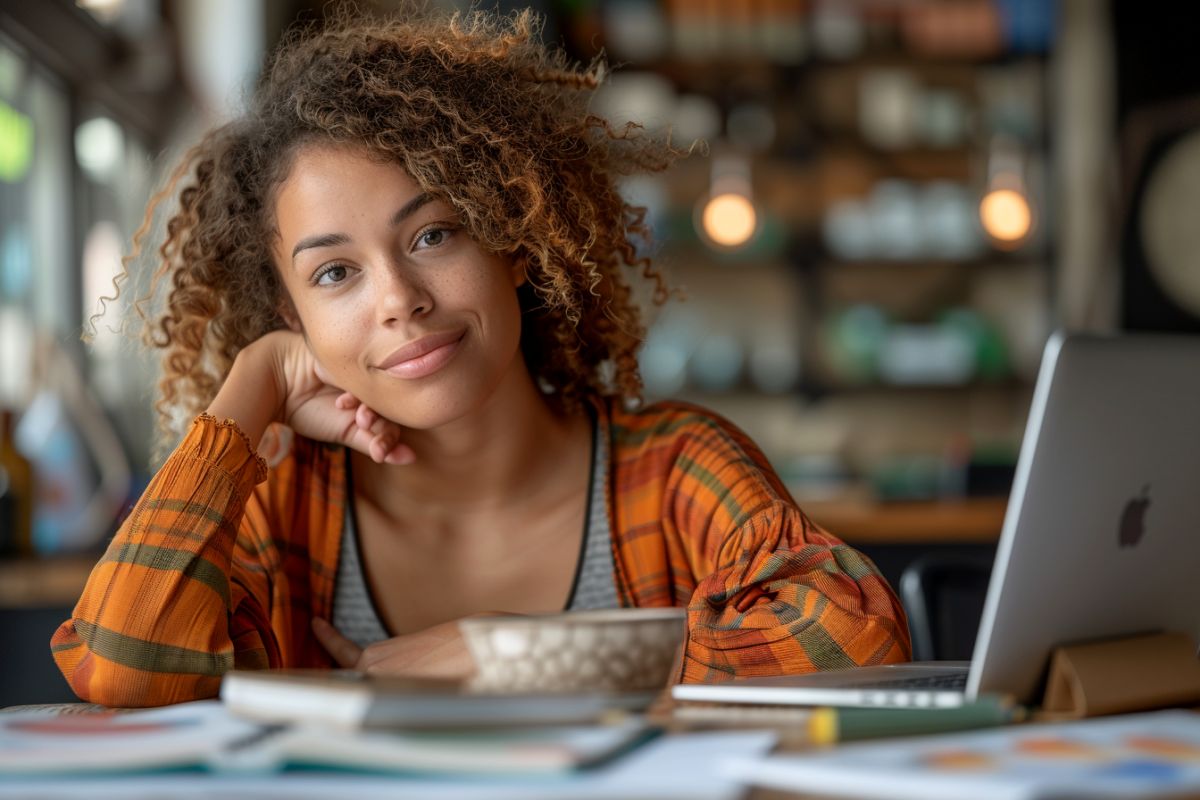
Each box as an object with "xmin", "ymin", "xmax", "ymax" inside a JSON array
[
  {"xmin": 312, "ymin": 617, "xmax": 478, "ymax": 681},
  {"xmin": 266, "ymin": 331, "xmax": 414, "ymax": 464},
  {"xmin": 208, "ymin": 330, "xmax": 413, "ymax": 464}
]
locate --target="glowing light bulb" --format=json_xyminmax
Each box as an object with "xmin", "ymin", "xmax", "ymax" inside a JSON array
[
  {"xmin": 979, "ymin": 188, "xmax": 1032, "ymax": 244},
  {"xmin": 701, "ymin": 192, "xmax": 757, "ymax": 248},
  {"xmin": 76, "ymin": 0, "xmax": 125, "ymax": 22},
  {"xmin": 75, "ymin": 117, "xmax": 124, "ymax": 182}
]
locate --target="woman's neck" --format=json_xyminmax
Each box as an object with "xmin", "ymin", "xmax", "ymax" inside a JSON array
[{"xmin": 349, "ymin": 362, "xmax": 591, "ymax": 521}]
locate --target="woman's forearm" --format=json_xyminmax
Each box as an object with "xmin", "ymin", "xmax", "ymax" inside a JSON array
[
  {"xmin": 51, "ymin": 415, "xmax": 272, "ymax": 706},
  {"xmin": 205, "ymin": 338, "xmax": 283, "ymax": 452}
]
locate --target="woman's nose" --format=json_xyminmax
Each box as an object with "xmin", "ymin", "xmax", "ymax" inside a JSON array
[{"xmin": 376, "ymin": 263, "xmax": 433, "ymax": 324}]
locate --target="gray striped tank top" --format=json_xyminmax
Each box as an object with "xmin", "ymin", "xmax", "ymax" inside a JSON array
[{"xmin": 332, "ymin": 417, "xmax": 619, "ymax": 648}]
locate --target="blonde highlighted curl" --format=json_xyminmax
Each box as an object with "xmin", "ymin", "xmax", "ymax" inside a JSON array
[{"xmin": 110, "ymin": 6, "xmax": 684, "ymax": 451}]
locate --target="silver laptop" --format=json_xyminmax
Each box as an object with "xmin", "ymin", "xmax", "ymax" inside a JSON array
[{"xmin": 673, "ymin": 332, "xmax": 1200, "ymax": 709}]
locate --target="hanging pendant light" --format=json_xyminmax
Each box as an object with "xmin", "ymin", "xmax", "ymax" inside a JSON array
[{"xmin": 696, "ymin": 152, "xmax": 758, "ymax": 250}]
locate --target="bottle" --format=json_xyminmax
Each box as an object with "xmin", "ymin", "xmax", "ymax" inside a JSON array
[{"xmin": 0, "ymin": 408, "xmax": 34, "ymax": 557}]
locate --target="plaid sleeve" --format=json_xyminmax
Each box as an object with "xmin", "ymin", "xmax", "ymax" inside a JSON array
[
  {"xmin": 50, "ymin": 414, "xmax": 276, "ymax": 707},
  {"xmin": 682, "ymin": 499, "xmax": 912, "ymax": 682},
  {"xmin": 609, "ymin": 402, "xmax": 911, "ymax": 683}
]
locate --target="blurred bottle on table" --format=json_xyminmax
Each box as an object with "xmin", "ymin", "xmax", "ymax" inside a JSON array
[
  {"xmin": 12, "ymin": 336, "xmax": 131, "ymax": 555},
  {"xmin": 0, "ymin": 407, "xmax": 34, "ymax": 556}
]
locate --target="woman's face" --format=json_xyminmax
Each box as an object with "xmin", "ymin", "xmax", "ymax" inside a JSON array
[{"xmin": 271, "ymin": 145, "xmax": 527, "ymax": 429}]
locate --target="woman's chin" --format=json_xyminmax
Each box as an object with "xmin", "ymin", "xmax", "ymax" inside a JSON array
[
  {"xmin": 371, "ymin": 391, "xmax": 482, "ymax": 432},
  {"xmin": 358, "ymin": 360, "xmax": 522, "ymax": 432}
]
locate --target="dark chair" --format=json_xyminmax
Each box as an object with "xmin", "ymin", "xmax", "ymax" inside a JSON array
[{"xmin": 899, "ymin": 552, "xmax": 994, "ymax": 662}]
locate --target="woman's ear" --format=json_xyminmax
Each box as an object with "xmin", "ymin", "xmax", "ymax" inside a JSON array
[
  {"xmin": 278, "ymin": 294, "xmax": 303, "ymax": 332},
  {"xmin": 509, "ymin": 255, "xmax": 528, "ymax": 289}
]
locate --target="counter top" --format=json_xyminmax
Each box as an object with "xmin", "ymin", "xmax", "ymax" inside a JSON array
[
  {"xmin": 0, "ymin": 557, "xmax": 95, "ymax": 608},
  {"xmin": 802, "ymin": 496, "xmax": 1007, "ymax": 545}
]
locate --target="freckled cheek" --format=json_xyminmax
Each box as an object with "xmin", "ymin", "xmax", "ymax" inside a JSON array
[
  {"xmin": 427, "ymin": 271, "xmax": 470, "ymax": 306},
  {"xmin": 308, "ymin": 317, "xmax": 367, "ymax": 389}
]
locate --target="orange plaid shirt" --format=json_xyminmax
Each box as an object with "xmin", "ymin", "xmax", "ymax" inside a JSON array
[{"xmin": 52, "ymin": 398, "xmax": 910, "ymax": 707}]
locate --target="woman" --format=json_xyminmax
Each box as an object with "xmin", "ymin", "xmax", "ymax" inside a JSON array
[{"xmin": 52, "ymin": 8, "xmax": 910, "ymax": 707}]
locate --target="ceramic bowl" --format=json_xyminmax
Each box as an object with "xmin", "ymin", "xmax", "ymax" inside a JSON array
[{"xmin": 458, "ymin": 607, "xmax": 688, "ymax": 694}]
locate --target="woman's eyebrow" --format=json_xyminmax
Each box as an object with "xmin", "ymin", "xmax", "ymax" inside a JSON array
[
  {"xmin": 390, "ymin": 192, "xmax": 434, "ymax": 227},
  {"xmin": 291, "ymin": 232, "xmax": 350, "ymax": 262},
  {"xmin": 290, "ymin": 193, "xmax": 435, "ymax": 262}
]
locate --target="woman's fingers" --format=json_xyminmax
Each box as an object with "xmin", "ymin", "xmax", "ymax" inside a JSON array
[
  {"xmin": 368, "ymin": 432, "xmax": 390, "ymax": 464},
  {"xmin": 344, "ymin": 412, "xmax": 414, "ymax": 465},
  {"xmin": 383, "ymin": 439, "xmax": 416, "ymax": 465},
  {"xmin": 353, "ymin": 402, "xmax": 416, "ymax": 464},
  {"xmin": 366, "ymin": 430, "xmax": 415, "ymax": 465},
  {"xmin": 325, "ymin": 393, "xmax": 414, "ymax": 465},
  {"xmin": 355, "ymin": 402, "xmax": 378, "ymax": 431},
  {"xmin": 312, "ymin": 617, "xmax": 363, "ymax": 669}
]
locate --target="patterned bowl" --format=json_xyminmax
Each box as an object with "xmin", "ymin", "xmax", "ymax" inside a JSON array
[{"xmin": 458, "ymin": 608, "xmax": 688, "ymax": 694}]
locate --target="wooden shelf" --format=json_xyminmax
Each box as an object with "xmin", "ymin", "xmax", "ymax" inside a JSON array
[
  {"xmin": 815, "ymin": 256, "xmax": 1045, "ymax": 270},
  {"xmin": 799, "ymin": 379, "xmax": 1027, "ymax": 395},
  {"xmin": 802, "ymin": 496, "xmax": 1007, "ymax": 545}
]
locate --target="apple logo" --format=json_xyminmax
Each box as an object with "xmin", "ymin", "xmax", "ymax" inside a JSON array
[{"xmin": 1118, "ymin": 485, "xmax": 1151, "ymax": 548}]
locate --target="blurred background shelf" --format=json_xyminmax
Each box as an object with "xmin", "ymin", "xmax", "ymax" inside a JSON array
[{"xmin": 591, "ymin": 1, "xmax": 1055, "ymax": 515}]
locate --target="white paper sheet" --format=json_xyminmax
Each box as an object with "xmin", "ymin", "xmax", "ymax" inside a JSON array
[{"xmin": 0, "ymin": 728, "xmax": 778, "ymax": 800}]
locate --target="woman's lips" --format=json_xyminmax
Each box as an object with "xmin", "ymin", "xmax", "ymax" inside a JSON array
[{"xmin": 377, "ymin": 330, "xmax": 465, "ymax": 379}]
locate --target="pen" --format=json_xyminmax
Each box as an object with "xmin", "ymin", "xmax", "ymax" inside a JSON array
[{"xmin": 808, "ymin": 695, "xmax": 1022, "ymax": 745}]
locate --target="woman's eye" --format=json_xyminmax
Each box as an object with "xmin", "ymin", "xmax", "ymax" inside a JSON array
[
  {"xmin": 314, "ymin": 264, "xmax": 348, "ymax": 286},
  {"xmin": 418, "ymin": 228, "xmax": 449, "ymax": 248}
]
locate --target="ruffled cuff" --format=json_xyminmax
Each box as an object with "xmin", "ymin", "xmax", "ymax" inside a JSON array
[{"xmin": 186, "ymin": 413, "xmax": 269, "ymax": 485}]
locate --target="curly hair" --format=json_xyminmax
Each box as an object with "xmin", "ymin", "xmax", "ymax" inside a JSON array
[{"xmin": 110, "ymin": 5, "xmax": 682, "ymax": 450}]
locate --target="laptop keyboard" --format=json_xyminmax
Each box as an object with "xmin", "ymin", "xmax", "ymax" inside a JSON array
[{"xmin": 866, "ymin": 672, "xmax": 969, "ymax": 691}]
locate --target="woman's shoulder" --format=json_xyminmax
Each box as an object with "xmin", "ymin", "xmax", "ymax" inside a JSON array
[
  {"xmin": 599, "ymin": 396, "xmax": 795, "ymax": 523},
  {"xmin": 604, "ymin": 395, "xmax": 746, "ymax": 436},
  {"xmin": 601, "ymin": 396, "xmax": 767, "ymax": 464}
]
